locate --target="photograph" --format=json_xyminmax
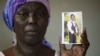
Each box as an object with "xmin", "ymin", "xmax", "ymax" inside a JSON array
[{"xmin": 62, "ymin": 11, "xmax": 83, "ymax": 44}]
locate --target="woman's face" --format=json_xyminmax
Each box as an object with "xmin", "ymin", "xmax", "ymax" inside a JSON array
[{"xmin": 14, "ymin": 2, "xmax": 49, "ymax": 45}]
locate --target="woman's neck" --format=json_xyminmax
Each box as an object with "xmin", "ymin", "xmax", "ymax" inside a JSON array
[{"xmin": 14, "ymin": 40, "xmax": 44, "ymax": 56}]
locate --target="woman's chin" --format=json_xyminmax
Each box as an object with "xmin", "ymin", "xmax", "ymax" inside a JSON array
[{"xmin": 23, "ymin": 36, "xmax": 43, "ymax": 45}]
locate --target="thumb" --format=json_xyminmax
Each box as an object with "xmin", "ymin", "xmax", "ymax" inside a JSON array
[{"xmin": 59, "ymin": 37, "xmax": 67, "ymax": 52}]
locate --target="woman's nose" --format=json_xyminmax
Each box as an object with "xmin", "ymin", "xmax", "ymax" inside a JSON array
[{"xmin": 28, "ymin": 14, "xmax": 37, "ymax": 24}]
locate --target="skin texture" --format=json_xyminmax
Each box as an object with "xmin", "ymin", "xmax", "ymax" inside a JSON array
[
  {"xmin": 60, "ymin": 28, "xmax": 90, "ymax": 56},
  {"xmin": 3, "ymin": 2, "xmax": 55, "ymax": 56}
]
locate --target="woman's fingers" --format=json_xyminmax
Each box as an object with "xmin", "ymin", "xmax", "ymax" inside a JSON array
[
  {"xmin": 81, "ymin": 28, "xmax": 90, "ymax": 49},
  {"xmin": 59, "ymin": 37, "xmax": 67, "ymax": 52}
]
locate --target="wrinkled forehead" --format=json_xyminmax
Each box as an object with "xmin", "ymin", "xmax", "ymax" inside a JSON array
[{"xmin": 16, "ymin": 2, "xmax": 47, "ymax": 12}]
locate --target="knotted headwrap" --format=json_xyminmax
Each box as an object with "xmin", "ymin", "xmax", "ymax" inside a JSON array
[{"xmin": 3, "ymin": 0, "xmax": 51, "ymax": 49}]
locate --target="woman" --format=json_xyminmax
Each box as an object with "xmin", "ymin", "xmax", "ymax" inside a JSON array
[{"xmin": 0, "ymin": 0, "xmax": 90, "ymax": 56}]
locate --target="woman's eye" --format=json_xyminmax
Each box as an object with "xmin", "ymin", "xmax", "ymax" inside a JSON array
[
  {"xmin": 38, "ymin": 12, "xmax": 44, "ymax": 17},
  {"xmin": 17, "ymin": 11, "xmax": 29, "ymax": 17},
  {"xmin": 37, "ymin": 12, "xmax": 47, "ymax": 18}
]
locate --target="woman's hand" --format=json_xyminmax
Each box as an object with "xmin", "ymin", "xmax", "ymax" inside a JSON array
[{"xmin": 60, "ymin": 28, "xmax": 90, "ymax": 56}]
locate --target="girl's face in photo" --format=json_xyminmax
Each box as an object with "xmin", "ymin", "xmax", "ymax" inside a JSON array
[{"xmin": 14, "ymin": 2, "xmax": 49, "ymax": 45}]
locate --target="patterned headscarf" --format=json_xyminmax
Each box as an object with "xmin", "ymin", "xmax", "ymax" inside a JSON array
[{"xmin": 3, "ymin": 0, "xmax": 51, "ymax": 49}]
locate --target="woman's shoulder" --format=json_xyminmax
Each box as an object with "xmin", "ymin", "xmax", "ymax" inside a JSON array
[
  {"xmin": 2, "ymin": 47, "xmax": 59, "ymax": 56},
  {"xmin": 42, "ymin": 47, "xmax": 55, "ymax": 56},
  {"xmin": 41, "ymin": 47, "xmax": 59, "ymax": 56},
  {"xmin": 2, "ymin": 47, "xmax": 14, "ymax": 56}
]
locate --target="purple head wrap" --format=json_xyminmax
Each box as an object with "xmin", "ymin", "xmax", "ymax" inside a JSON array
[{"xmin": 3, "ymin": 0, "xmax": 51, "ymax": 49}]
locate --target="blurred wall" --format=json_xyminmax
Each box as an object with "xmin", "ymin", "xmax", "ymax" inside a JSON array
[
  {"xmin": 0, "ymin": 0, "xmax": 13, "ymax": 50},
  {"xmin": 0, "ymin": 0, "xmax": 100, "ymax": 56}
]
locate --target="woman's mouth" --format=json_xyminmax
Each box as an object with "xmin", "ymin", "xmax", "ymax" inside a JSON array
[
  {"xmin": 26, "ymin": 30, "xmax": 39, "ymax": 36},
  {"xmin": 26, "ymin": 31, "xmax": 39, "ymax": 35},
  {"xmin": 25, "ymin": 25, "xmax": 40, "ymax": 35}
]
